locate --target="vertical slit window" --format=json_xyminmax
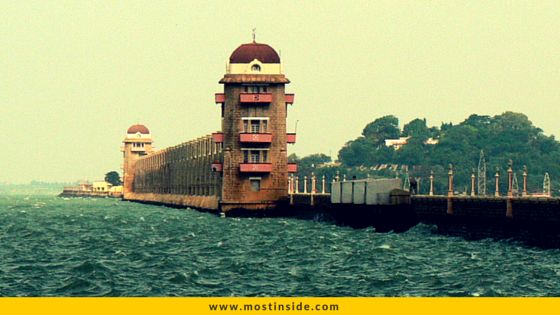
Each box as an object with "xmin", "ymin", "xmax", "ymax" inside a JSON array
[
  {"xmin": 262, "ymin": 151, "xmax": 268, "ymax": 163},
  {"xmin": 251, "ymin": 121, "xmax": 260, "ymax": 133},
  {"xmin": 250, "ymin": 151, "xmax": 259, "ymax": 163}
]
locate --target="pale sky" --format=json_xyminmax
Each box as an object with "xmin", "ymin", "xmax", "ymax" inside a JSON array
[{"xmin": 1, "ymin": 1, "xmax": 560, "ymax": 183}]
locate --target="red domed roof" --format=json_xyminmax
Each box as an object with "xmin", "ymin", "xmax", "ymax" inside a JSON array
[
  {"xmin": 229, "ymin": 42, "xmax": 280, "ymax": 64},
  {"xmin": 127, "ymin": 124, "xmax": 150, "ymax": 134}
]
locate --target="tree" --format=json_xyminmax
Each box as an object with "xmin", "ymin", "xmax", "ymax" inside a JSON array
[
  {"xmin": 295, "ymin": 153, "xmax": 333, "ymax": 176},
  {"xmin": 362, "ymin": 115, "xmax": 400, "ymax": 145},
  {"xmin": 333, "ymin": 111, "xmax": 559, "ymax": 195},
  {"xmin": 440, "ymin": 122, "xmax": 453, "ymax": 132},
  {"xmin": 300, "ymin": 153, "xmax": 332, "ymax": 166},
  {"xmin": 288, "ymin": 153, "xmax": 299, "ymax": 163},
  {"xmin": 402, "ymin": 118, "xmax": 430, "ymax": 141},
  {"xmin": 105, "ymin": 171, "xmax": 122, "ymax": 186},
  {"xmin": 339, "ymin": 138, "xmax": 371, "ymax": 166},
  {"xmin": 397, "ymin": 137, "xmax": 427, "ymax": 166},
  {"xmin": 463, "ymin": 114, "xmax": 491, "ymax": 129}
]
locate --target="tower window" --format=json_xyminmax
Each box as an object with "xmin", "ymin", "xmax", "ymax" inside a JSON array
[
  {"xmin": 242, "ymin": 117, "xmax": 269, "ymax": 133},
  {"xmin": 246, "ymin": 85, "xmax": 268, "ymax": 93},
  {"xmin": 251, "ymin": 64, "xmax": 261, "ymax": 72},
  {"xmin": 250, "ymin": 178, "xmax": 261, "ymax": 192},
  {"xmin": 251, "ymin": 121, "xmax": 260, "ymax": 133},
  {"xmin": 250, "ymin": 151, "xmax": 260, "ymax": 163},
  {"xmin": 242, "ymin": 149, "xmax": 270, "ymax": 163}
]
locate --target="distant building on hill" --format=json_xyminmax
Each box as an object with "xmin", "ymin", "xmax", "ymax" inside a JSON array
[
  {"xmin": 384, "ymin": 136, "xmax": 439, "ymax": 150},
  {"xmin": 317, "ymin": 161, "xmax": 341, "ymax": 168},
  {"xmin": 384, "ymin": 137, "xmax": 411, "ymax": 150}
]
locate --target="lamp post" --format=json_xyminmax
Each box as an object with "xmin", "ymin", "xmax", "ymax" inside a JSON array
[
  {"xmin": 495, "ymin": 167, "xmax": 500, "ymax": 197},
  {"xmin": 522, "ymin": 165, "xmax": 528, "ymax": 197},
  {"xmin": 429, "ymin": 170, "xmax": 434, "ymax": 196},
  {"xmin": 471, "ymin": 169, "xmax": 476, "ymax": 197}
]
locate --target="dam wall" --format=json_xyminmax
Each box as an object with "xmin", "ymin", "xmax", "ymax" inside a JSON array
[
  {"xmin": 124, "ymin": 135, "xmax": 223, "ymax": 210},
  {"xmin": 122, "ymin": 40, "xmax": 297, "ymax": 212}
]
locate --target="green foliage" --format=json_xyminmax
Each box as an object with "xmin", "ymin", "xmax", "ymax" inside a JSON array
[
  {"xmin": 361, "ymin": 115, "xmax": 400, "ymax": 145},
  {"xmin": 333, "ymin": 112, "xmax": 559, "ymax": 195},
  {"xmin": 402, "ymin": 118, "xmax": 430, "ymax": 141},
  {"xmin": 104, "ymin": 171, "xmax": 122, "ymax": 186},
  {"xmin": 290, "ymin": 153, "xmax": 332, "ymax": 176}
]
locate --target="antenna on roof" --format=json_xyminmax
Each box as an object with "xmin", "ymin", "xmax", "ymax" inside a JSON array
[{"xmin": 252, "ymin": 28, "xmax": 256, "ymax": 42}]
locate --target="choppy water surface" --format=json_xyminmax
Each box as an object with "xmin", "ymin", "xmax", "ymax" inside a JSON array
[{"xmin": 1, "ymin": 195, "xmax": 560, "ymax": 296}]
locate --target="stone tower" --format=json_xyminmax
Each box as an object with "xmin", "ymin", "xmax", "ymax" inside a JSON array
[
  {"xmin": 214, "ymin": 41, "xmax": 296, "ymax": 212},
  {"xmin": 122, "ymin": 124, "xmax": 153, "ymax": 198}
]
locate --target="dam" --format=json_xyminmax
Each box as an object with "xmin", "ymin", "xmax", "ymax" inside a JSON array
[
  {"xmin": 122, "ymin": 40, "xmax": 296, "ymax": 213},
  {"xmin": 117, "ymin": 40, "xmax": 560, "ymax": 247}
]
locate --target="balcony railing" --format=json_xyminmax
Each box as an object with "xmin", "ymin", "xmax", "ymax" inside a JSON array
[
  {"xmin": 215, "ymin": 93, "xmax": 225, "ymax": 103},
  {"xmin": 285, "ymin": 94, "xmax": 295, "ymax": 104},
  {"xmin": 239, "ymin": 93, "xmax": 273, "ymax": 104},
  {"xmin": 239, "ymin": 133, "xmax": 272, "ymax": 143},
  {"xmin": 239, "ymin": 163, "xmax": 273, "ymax": 173},
  {"xmin": 214, "ymin": 132, "xmax": 295, "ymax": 144},
  {"xmin": 288, "ymin": 163, "xmax": 298, "ymax": 173},
  {"xmin": 287, "ymin": 133, "xmax": 296, "ymax": 144},
  {"xmin": 212, "ymin": 132, "xmax": 224, "ymax": 143}
]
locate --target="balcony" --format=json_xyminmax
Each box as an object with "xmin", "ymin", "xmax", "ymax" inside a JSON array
[
  {"xmin": 287, "ymin": 133, "xmax": 296, "ymax": 144},
  {"xmin": 131, "ymin": 147, "xmax": 147, "ymax": 152},
  {"xmin": 240, "ymin": 163, "xmax": 272, "ymax": 173},
  {"xmin": 212, "ymin": 132, "xmax": 224, "ymax": 143},
  {"xmin": 215, "ymin": 93, "xmax": 225, "ymax": 104},
  {"xmin": 211, "ymin": 163, "xmax": 223, "ymax": 172},
  {"xmin": 288, "ymin": 163, "xmax": 298, "ymax": 173},
  {"xmin": 285, "ymin": 94, "xmax": 295, "ymax": 104},
  {"xmin": 239, "ymin": 93, "xmax": 272, "ymax": 104},
  {"xmin": 239, "ymin": 133, "xmax": 272, "ymax": 143}
]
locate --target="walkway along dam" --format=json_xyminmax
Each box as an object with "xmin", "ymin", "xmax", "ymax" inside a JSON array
[{"xmin": 120, "ymin": 41, "xmax": 560, "ymax": 246}]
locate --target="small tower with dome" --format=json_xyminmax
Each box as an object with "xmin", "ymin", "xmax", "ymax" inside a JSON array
[{"xmin": 122, "ymin": 124, "xmax": 154, "ymax": 196}]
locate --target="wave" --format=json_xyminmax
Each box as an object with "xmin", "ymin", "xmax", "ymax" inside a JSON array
[{"xmin": 2, "ymin": 196, "xmax": 560, "ymax": 296}]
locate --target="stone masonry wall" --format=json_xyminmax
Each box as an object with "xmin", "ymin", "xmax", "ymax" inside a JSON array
[
  {"xmin": 126, "ymin": 135, "xmax": 223, "ymax": 210},
  {"xmin": 220, "ymin": 75, "xmax": 289, "ymax": 211}
]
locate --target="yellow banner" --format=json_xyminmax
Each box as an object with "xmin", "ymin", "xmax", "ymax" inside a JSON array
[{"xmin": 1, "ymin": 297, "xmax": 558, "ymax": 315}]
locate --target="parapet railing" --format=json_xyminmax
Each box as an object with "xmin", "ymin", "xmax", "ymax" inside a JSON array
[
  {"xmin": 415, "ymin": 163, "xmax": 553, "ymax": 198},
  {"xmin": 288, "ymin": 173, "xmax": 331, "ymax": 195}
]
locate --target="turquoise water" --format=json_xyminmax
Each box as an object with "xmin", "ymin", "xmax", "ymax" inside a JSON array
[{"xmin": 1, "ymin": 195, "xmax": 560, "ymax": 296}]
